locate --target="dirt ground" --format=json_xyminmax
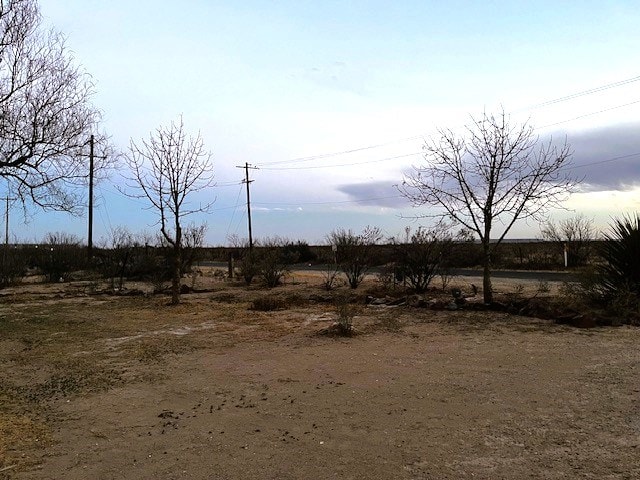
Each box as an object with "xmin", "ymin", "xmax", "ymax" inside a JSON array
[{"xmin": 0, "ymin": 270, "xmax": 639, "ymax": 479}]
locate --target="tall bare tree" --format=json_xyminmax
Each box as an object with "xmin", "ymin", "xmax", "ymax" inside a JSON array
[
  {"xmin": 0, "ymin": 0, "xmax": 107, "ymax": 211},
  {"xmin": 400, "ymin": 110, "xmax": 577, "ymax": 303},
  {"xmin": 127, "ymin": 117, "xmax": 214, "ymax": 304}
]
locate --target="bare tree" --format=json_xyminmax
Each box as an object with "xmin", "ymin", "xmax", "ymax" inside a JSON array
[
  {"xmin": 541, "ymin": 214, "xmax": 596, "ymax": 267},
  {"xmin": 181, "ymin": 222, "xmax": 208, "ymax": 274},
  {"xmin": 255, "ymin": 236, "xmax": 300, "ymax": 288},
  {"xmin": 400, "ymin": 110, "xmax": 577, "ymax": 303},
  {"xmin": 99, "ymin": 226, "xmax": 136, "ymax": 290},
  {"xmin": 126, "ymin": 117, "xmax": 214, "ymax": 304},
  {"xmin": 0, "ymin": 0, "xmax": 108, "ymax": 211},
  {"xmin": 327, "ymin": 226, "xmax": 383, "ymax": 289},
  {"xmin": 391, "ymin": 225, "xmax": 454, "ymax": 293}
]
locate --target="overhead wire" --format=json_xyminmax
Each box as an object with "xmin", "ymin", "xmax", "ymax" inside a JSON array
[
  {"xmin": 254, "ymin": 73, "xmax": 640, "ymax": 169},
  {"xmin": 257, "ymin": 135, "xmax": 426, "ymax": 166},
  {"xmin": 224, "ymin": 183, "xmax": 245, "ymax": 240},
  {"xmin": 522, "ymin": 74, "xmax": 640, "ymax": 110},
  {"xmin": 559, "ymin": 151, "xmax": 640, "ymax": 172},
  {"xmin": 258, "ymin": 152, "xmax": 422, "ymax": 171},
  {"xmin": 536, "ymin": 99, "xmax": 640, "ymax": 130},
  {"xmin": 253, "ymin": 194, "xmax": 404, "ymax": 208},
  {"xmin": 95, "ymin": 184, "xmax": 113, "ymax": 233}
]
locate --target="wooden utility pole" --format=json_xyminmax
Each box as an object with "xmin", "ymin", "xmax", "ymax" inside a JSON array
[
  {"xmin": 236, "ymin": 163, "xmax": 258, "ymax": 252},
  {"xmin": 2, "ymin": 195, "xmax": 15, "ymax": 263},
  {"xmin": 87, "ymin": 134, "xmax": 94, "ymax": 260}
]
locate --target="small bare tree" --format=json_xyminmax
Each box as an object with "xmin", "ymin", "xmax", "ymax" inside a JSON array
[
  {"xmin": 400, "ymin": 110, "xmax": 577, "ymax": 303},
  {"xmin": 126, "ymin": 117, "xmax": 213, "ymax": 304},
  {"xmin": 99, "ymin": 226, "xmax": 135, "ymax": 290},
  {"xmin": 541, "ymin": 214, "xmax": 596, "ymax": 267},
  {"xmin": 0, "ymin": 0, "xmax": 109, "ymax": 212},
  {"xmin": 327, "ymin": 226, "xmax": 383, "ymax": 289},
  {"xmin": 391, "ymin": 225, "xmax": 454, "ymax": 293},
  {"xmin": 181, "ymin": 222, "xmax": 208, "ymax": 274},
  {"xmin": 256, "ymin": 236, "xmax": 299, "ymax": 288}
]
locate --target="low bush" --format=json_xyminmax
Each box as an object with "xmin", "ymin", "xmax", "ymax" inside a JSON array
[
  {"xmin": 0, "ymin": 250, "xmax": 27, "ymax": 288},
  {"xmin": 38, "ymin": 232, "xmax": 86, "ymax": 282},
  {"xmin": 250, "ymin": 296, "xmax": 287, "ymax": 311}
]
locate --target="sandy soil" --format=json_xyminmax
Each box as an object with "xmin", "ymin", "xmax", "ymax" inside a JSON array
[{"xmin": 1, "ymin": 271, "xmax": 639, "ymax": 479}]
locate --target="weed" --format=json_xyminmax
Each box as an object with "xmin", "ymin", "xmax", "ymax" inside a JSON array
[
  {"xmin": 376, "ymin": 265, "xmax": 395, "ymax": 292},
  {"xmin": 536, "ymin": 280, "xmax": 551, "ymax": 294},
  {"xmin": 504, "ymin": 283, "xmax": 525, "ymax": 302},
  {"xmin": 321, "ymin": 261, "xmax": 341, "ymax": 291},
  {"xmin": 335, "ymin": 294, "xmax": 356, "ymax": 335}
]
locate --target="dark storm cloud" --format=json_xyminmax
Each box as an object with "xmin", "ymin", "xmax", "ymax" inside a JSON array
[
  {"xmin": 337, "ymin": 123, "xmax": 640, "ymax": 207},
  {"xmin": 336, "ymin": 181, "xmax": 410, "ymax": 208},
  {"xmin": 567, "ymin": 123, "xmax": 640, "ymax": 191}
]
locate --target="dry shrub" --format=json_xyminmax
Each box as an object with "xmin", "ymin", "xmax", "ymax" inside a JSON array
[{"xmin": 335, "ymin": 294, "xmax": 356, "ymax": 335}]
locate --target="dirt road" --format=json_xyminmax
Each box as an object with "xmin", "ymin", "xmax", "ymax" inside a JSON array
[{"xmin": 1, "ymin": 274, "xmax": 639, "ymax": 479}]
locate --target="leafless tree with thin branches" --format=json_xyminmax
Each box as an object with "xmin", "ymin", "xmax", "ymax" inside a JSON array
[
  {"xmin": 541, "ymin": 214, "xmax": 597, "ymax": 267},
  {"xmin": 126, "ymin": 116, "xmax": 214, "ymax": 304},
  {"xmin": 0, "ymin": 0, "xmax": 108, "ymax": 212},
  {"xmin": 399, "ymin": 110, "xmax": 578, "ymax": 303}
]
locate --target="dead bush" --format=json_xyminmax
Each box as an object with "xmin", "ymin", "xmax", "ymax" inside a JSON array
[{"xmin": 250, "ymin": 296, "xmax": 287, "ymax": 311}]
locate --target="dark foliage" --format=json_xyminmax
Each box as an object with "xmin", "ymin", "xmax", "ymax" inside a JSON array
[{"xmin": 596, "ymin": 214, "xmax": 640, "ymax": 306}]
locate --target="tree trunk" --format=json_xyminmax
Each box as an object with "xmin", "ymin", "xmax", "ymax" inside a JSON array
[
  {"xmin": 171, "ymin": 244, "xmax": 181, "ymax": 305},
  {"xmin": 482, "ymin": 242, "xmax": 493, "ymax": 304}
]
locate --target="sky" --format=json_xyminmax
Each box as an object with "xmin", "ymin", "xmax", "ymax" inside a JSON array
[{"xmin": 7, "ymin": 0, "xmax": 640, "ymax": 245}]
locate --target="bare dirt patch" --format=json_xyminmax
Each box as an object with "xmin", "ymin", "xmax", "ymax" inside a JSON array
[{"xmin": 1, "ymin": 270, "xmax": 639, "ymax": 479}]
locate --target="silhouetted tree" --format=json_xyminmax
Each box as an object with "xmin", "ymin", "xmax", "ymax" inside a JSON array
[
  {"xmin": 541, "ymin": 214, "xmax": 596, "ymax": 267},
  {"xmin": 126, "ymin": 117, "xmax": 213, "ymax": 304},
  {"xmin": 400, "ymin": 110, "xmax": 577, "ymax": 303},
  {"xmin": 0, "ymin": 0, "xmax": 108, "ymax": 211}
]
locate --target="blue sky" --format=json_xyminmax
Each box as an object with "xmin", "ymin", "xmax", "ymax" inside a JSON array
[{"xmin": 10, "ymin": 0, "xmax": 640, "ymax": 245}]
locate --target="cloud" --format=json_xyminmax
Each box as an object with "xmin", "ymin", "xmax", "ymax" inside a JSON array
[
  {"xmin": 567, "ymin": 122, "xmax": 640, "ymax": 191},
  {"xmin": 337, "ymin": 122, "xmax": 640, "ymax": 209},
  {"xmin": 336, "ymin": 181, "xmax": 410, "ymax": 208}
]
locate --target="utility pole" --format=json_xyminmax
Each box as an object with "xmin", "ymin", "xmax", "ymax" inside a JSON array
[
  {"xmin": 2, "ymin": 195, "xmax": 15, "ymax": 263},
  {"xmin": 88, "ymin": 134, "xmax": 94, "ymax": 260},
  {"xmin": 236, "ymin": 163, "xmax": 258, "ymax": 252}
]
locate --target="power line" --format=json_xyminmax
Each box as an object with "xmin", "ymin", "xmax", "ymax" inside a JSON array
[
  {"xmin": 259, "ymin": 152, "xmax": 422, "ymax": 171},
  {"xmin": 537, "ymin": 99, "xmax": 640, "ymax": 130},
  {"xmin": 224, "ymin": 183, "xmax": 245, "ymax": 240},
  {"xmin": 258, "ymin": 135, "xmax": 425, "ymax": 167},
  {"xmin": 255, "ymin": 73, "xmax": 640, "ymax": 168},
  {"xmin": 561, "ymin": 151, "xmax": 640, "ymax": 172},
  {"xmin": 254, "ymin": 194, "xmax": 404, "ymax": 207},
  {"xmin": 216, "ymin": 180, "xmax": 244, "ymax": 187},
  {"xmin": 251, "ymin": 150, "xmax": 640, "ymax": 210},
  {"xmin": 255, "ymin": 98, "xmax": 639, "ymax": 173},
  {"xmin": 523, "ymin": 74, "xmax": 640, "ymax": 110}
]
